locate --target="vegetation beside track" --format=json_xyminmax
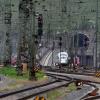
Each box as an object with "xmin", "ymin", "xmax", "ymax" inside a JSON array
[
  {"xmin": 0, "ymin": 66, "xmax": 48, "ymax": 92},
  {"xmin": 46, "ymin": 83, "xmax": 76, "ymax": 100},
  {"xmin": 0, "ymin": 66, "xmax": 46, "ymax": 80}
]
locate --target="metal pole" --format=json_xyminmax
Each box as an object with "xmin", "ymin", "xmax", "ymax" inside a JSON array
[
  {"xmin": 59, "ymin": 37, "xmax": 62, "ymax": 69},
  {"xmin": 17, "ymin": 0, "xmax": 29, "ymax": 75},
  {"xmin": 4, "ymin": 0, "xmax": 12, "ymax": 65},
  {"xmin": 51, "ymin": 41, "xmax": 54, "ymax": 66},
  {"xmin": 60, "ymin": 43, "xmax": 61, "ymax": 64},
  {"xmin": 51, "ymin": 51, "xmax": 53, "ymax": 66},
  {"xmin": 95, "ymin": 0, "xmax": 98, "ymax": 72},
  {"xmin": 28, "ymin": 0, "xmax": 36, "ymax": 80}
]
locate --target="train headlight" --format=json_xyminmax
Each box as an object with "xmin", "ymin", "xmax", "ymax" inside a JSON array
[{"xmin": 78, "ymin": 82, "xmax": 81, "ymax": 86}]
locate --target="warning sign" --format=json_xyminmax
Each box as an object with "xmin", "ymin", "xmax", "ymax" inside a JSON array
[
  {"xmin": 34, "ymin": 96, "xmax": 46, "ymax": 100},
  {"xmin": 95, "ymin": 72, "xmax": 100, "ymax": 77}
]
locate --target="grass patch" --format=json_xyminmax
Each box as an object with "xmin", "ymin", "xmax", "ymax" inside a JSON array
[
  {"xmin": 66, "ymin": 83, "xmax": 77, "ymax": 92},
  {"xmin": 47, "ymin": 90, "xmax": 62, "ymax": 100},
  {"xmin": 0, "ymin": 66, "xmax": 45, "ymax": 80},
  {"xmin": 0, "ymin": 66, "xmax": 29, "ymax": 80},
  {"xmin": 0, "ymin": 67, "xmax": 46, "ymax": 92},
  {"xmin": 46, "ymin": 83, "xmax": 76, "ymax": 100},
  {"xmin": 0, "ymin": 66, "xmax": 17, "ymax": 76},
  {"xmin": 35, "ymin": 70, "xmax": 46, "ymax": 80}
]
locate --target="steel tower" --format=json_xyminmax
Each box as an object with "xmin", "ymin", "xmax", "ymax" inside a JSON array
[
  {"xmin": 18, "ymin": 0, "xmax": 36, "ymax": 79},
  {"xmin": 4, "ymin": 0, "xmax": 12, "ymax": 65}
]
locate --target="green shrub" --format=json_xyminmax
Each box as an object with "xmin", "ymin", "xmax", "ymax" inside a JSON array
[
  {"xmin": 0, "ymin": 67, "xmax": 45, "ymax": 80},
  {"xmin": 35, "ymin": 70, "xmax": 46, "ymax": 80}
]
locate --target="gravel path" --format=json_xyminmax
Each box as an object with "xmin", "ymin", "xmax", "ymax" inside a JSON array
[
  {"xmin": 61, "ymin": 85, "xmax": 94, "ymax": 100},
  {"xmin": 0, "ymin": 75, "xmax": 16, "ymax": 91}
]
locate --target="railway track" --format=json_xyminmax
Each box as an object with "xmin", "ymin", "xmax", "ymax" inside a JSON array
[
  {"xmin": 83, "ymin": 95, "xmax": 100, "ymax": 100},
  {"xmin": 1, "ymin": 71, "xmax": 99, "ymax": 100},
  {"xmin": 41, "ymin": 51, "xmax": 52, "ymax": 66},
  {"xmin": 81, "ymin": 84, "xmax": 99, "ymax": 100},
  {"xmin": 0, "ymin": 80, "xmax": 72, "ymax": 100},
  {"xmin": 45, "ymin": 68, "xmax": 95, "ymax": 76},
  {"xmin": 44, "ymin": 71, "xmax": 100, "ymax": 84},
  {"xmin": 45, "ymin": 71, "xmax": 100, "ymax": 100}
]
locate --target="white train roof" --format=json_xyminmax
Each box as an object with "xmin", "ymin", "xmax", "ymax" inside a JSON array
[{"xmin": 58, "ymin": 52, "xmax": 68, "ymax": 58}]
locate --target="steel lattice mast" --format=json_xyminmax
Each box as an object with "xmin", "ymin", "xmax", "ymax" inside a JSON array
[
  {"xmin": 18, "ymin": 0, "xmax": 36, "ymax": 79},
  {"xmin": 94, "ymin": 0, "xmax": 99, "ymax": 72},
  {"xmin": 4, "ymin": 0, "xmax": 12, "ymax": 65}
]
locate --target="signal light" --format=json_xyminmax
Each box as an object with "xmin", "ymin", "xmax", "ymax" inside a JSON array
[
  {"xmin": 38, "ymin": 14, "xmax": 43, "ymax": 37},
  {"xmin": 59, "ymin": 37, "xmax": 62, "ymax": 41},
  {"xmin": 84, "ymin": 37, "xmax": 89, "ymax": 47},
  {"xmin": 59, "ymin": 42, "xmax": 62, "ymax": 46}
]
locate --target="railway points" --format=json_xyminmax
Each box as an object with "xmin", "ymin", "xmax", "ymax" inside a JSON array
[
  {"xmin": 45, "ymin": 71, "xmax": 100, "ymax": 100},
  {"xmin": 45, "ymin": 71, "xmax": 100, "ymax": 83}
]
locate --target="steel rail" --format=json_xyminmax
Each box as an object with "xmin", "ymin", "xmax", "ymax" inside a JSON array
[
  {"xmin": 45, "ymin": 71, "xmax": 99, "ymax": 100},
  {"xmin": 0, "ymin": 80, "xmax": 73, "ymax": 100},
  {"xmin": 18, "ymin": 81, "xmax": 73, "ymax": 100},
  {"xmin": 45, "ymin": 69, "xmax": 95, "ymax": 76},
  {"xmin": 44, "ymin": 71, "xmax": 100, "ymax": 84},
  {"xmin": 81, "ymin": 84, "xmax": 99, "ymax": 100},
  {"xmin": 46, "ymin": 73, "xmax": 73, "ymax": 80},
  {"xmin": 42, "ymin": 51, "xmax": 52, "ymax": 66},
  {"xmin": 0, "ymin": 80, "xmax": 57, "ymax": 98},
  {"xmin": 83, "ymin": 95, "xmax": 100, "ymax": 100}
]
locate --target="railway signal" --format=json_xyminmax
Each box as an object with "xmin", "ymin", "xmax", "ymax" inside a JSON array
[
  {"xmin": 38, "ymin": 14, "xmax": 43, "ymax": 40},
  {"xmin": 58, "ymin": 37, "xmax": 62, "ymax": 47},
  {"xmin": 4, "ymin": 12, "xmax": 11, "ymax": 24},
  {"xmin": 83, "ymin": 36, "xmax": 89, "ymax": 48},
  {"xmin": 58, "ymin": 37, "xmax": 62, "ymax": 68},
  {"xmin": 34, "ymin": 34, "xmax": 39, "ymax": 45},
  {"xmin": 75, "ymin": 80, "xmax": 83, "ymax": 90}
]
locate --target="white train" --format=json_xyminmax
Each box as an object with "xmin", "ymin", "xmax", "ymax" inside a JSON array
[{"xmin": 57, "ymin": 52, "xmax": 69, "ymax": 64}]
